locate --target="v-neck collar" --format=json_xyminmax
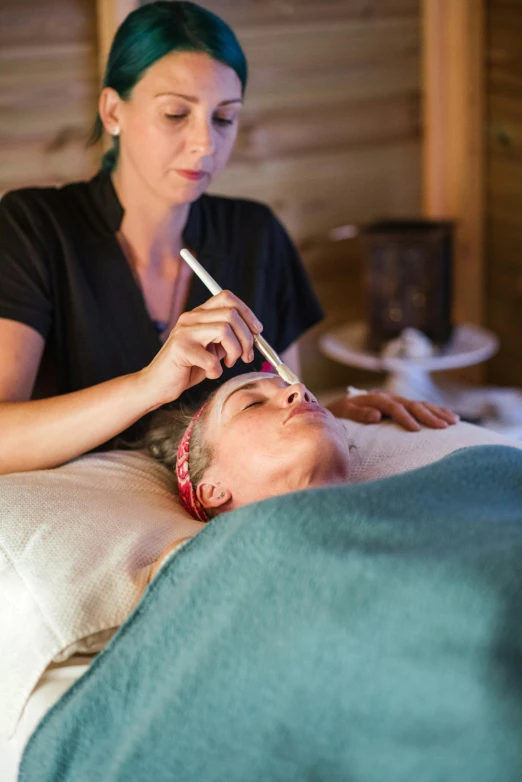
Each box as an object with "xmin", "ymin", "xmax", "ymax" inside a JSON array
[
  {"xmin": 86, "ymin": 168, "xmax": 203, "ymax": 246},
  {"xmin": 85, "ymin": 169, "xmax": 214, "ymax": 357}
]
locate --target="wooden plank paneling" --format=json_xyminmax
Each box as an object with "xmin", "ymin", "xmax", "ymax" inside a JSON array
[
  {"xmin": 234, "ymin": 96, "xmax": 420, "ymax": 163},
  {"xmin": 96, "ymin": 0, "xmax": 136, "ymax": 82},
  {"xmin": 422, "ymin": 0, "xmax": 485, "ymax": 335},
  {"xmin": 487, "ymin": 156, "xmax": 522, "ymax": 223},
  {"xmin": 487, "ymin": 94, "xmax": 522, "ymax": 159},
  {"xmin": 485, "ymin": 1, "xmax": 522, "ymax": 387},
  {"xmin": 487, "ymin": 5, "xmax": 522, "ymax": 96},
  {"xmin": 236, "ymin": 17, "xmax": 420, "ymax": 113},
  {"xmin": 487, "ymin": 215, "xmax": 522, "ymax": 266},
  {"xmin": 198, "ymin": 0, "xmax": 419, "ymax": 28},
  {"xmin": 238, "ymin": 17, "xmax": 419, "ymax": 70},
  {"xmin": 0, "ymin": 1, "xmax": 95, "ymax": 48},
  {"xmin": 212, "ymin": 142, "xmax": 421, "ymax": 239},
  {"xmin": 0, "ymin": 45, "xmax": 97, "ymax": 142},
  {"xmin": 0, "ymin": 0, "xmax": 99, "ymax": 194}
]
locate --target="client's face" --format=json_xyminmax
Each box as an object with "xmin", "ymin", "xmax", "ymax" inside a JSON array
[{"xmin": 197, "ymin": 373, "xmax": 351, "ymax": 512}]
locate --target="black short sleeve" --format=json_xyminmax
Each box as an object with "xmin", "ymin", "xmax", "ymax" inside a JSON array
[
  {"xmin": 0, "ymin": 191, "xmax": 53, "ymax": 338},
  {"xmin": 262, "ymin": 211, "xmax": 323, "ymax": 354}
]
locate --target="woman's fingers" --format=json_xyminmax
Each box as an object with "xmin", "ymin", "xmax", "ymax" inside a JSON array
[
  {"xmin": 211, "ymin": 307, "xmax": 255, "ymax": 363},
  {"xmin": 342, "ymin": 403, "xmax": 383, "ymax": 424},
  {"xmin": 176, "ymin": 300, "xmax": 260, "ymax": 364},
  {"xmin": 183, "ymin": 343, "xmax": 223, "ymax": 382},
  {"xmin": 361, "ymin": 393, "xmax": 459, "ymax": 430},
  {"xmin": 332, "ymin": 390, "xmax": 460, "ymax": 432},
  {"xmin": 407, "ymin": 401, "xmax": 449, "ymax": 429},
  {"xmin": 208, "ymin": 321, "xmax": 245, "ymax": 368},
  {"xmin": 145, "ymin": 291, "xmax": 265, "ymax": 406},
  {"xmin": 391, "ymin": 398, "xmax": 459, "ymax": 429},
  {"xmin": 174, "ymin": 321, "xmax": 244, "ymax": 370},
  {"xmin": 423, "ymin": 403, "xmax": 460, "ymax": 425},
  {"xmin": 198, "ymin": 290, "xmax": 262, "ymax": 337},
  {"xmin": 347, "ymin": 393, "xmax": 421, "ymax": 431},
  {"xmin": 380, "ymin": 399, "xmax": 422, "ymax": 431}
]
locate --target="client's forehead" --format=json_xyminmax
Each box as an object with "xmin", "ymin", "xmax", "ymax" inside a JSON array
[{"xmin": 210, "ymin": 372, "xmax": 281, "ymax": 420}]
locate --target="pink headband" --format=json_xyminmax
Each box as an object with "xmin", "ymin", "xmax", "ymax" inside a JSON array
[
  {"xmin": 176, "ymin": 365, "xmax": 274, "ymax": 520},
  {"xmin": 176, "ymin": 405, "xmax": 209, "ymax": 522}
]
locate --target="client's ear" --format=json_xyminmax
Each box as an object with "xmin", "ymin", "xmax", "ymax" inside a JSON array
[{"xmin": 197, "ymin": 482, "xmax": 231, "ymax": 511}]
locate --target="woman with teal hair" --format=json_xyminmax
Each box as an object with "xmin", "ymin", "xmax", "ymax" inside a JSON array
[{"xmin": 0, "ymin": 1, "xmax": 456, "ymax": 475}]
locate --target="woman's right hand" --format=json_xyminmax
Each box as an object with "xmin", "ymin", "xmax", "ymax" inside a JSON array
[{"xmin": 139, "ymin": 290, "xmax": 263, "ymax": 409}]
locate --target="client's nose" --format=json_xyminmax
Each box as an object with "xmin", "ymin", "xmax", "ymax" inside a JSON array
[{"xmin": 282, "ymin": 383, "xmax": 313, "ymax": 407}]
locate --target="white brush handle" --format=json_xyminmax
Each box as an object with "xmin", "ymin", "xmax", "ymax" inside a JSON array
[
  {"xmin": 180, "ymin": 248, "xmax": 299, "ymax": 384},
  {"xmin": 180, "ymin": 249, "xmax": 222, "ymax": 296}
]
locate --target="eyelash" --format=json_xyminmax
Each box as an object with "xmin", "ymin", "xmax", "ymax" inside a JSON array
[
  {"xmin": 165, "ymin": 114, "xmax": 234, "ymax": 127},
  {"xmin": 243, "ymin": 400, "xmax": 263, "ymax": 410}
]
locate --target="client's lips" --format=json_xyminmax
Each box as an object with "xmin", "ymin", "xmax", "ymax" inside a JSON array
[
  {"xmin": 285, "ymin": 402, "xmax": 326, "ymax": 424},
  {"xmin": 175, "ymin": 169, "xmax": 207, "ymax": 181}
]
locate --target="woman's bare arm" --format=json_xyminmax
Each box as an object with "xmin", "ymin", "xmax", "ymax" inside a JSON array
[
  {"xmin": 0, "ymin": 289, "xmax": 263, "ymax": 475},
  {"xmin": 0, "ymin": 318, "xmax": 158, "ymax": 475}
]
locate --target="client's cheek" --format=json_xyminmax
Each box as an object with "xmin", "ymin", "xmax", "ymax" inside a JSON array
[{"xmin": 219, "ymin": 436, "xmax": 257, "ymax": 472}]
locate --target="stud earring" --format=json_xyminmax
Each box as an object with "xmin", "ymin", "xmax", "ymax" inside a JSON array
[
  {"xmin": 218, "ymin": 492, "xmax": 225, "ymax": 500},
  {"xmin": 111, "ymin": 125, "xmax": 120, "ymax": 136}
]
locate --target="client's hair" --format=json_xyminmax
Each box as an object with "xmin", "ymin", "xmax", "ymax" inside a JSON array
[{"xmin": 144, "ymin": 401, "xmax": 215, "ymax": 502}]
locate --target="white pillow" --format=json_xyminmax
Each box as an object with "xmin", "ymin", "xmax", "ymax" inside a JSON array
[{"xmin": 0, "ymin": 450, "xmax": 205, "ymax": 738}]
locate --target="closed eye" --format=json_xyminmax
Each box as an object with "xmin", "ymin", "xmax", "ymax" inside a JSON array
[
  {"xmin": 243, "ymin": 399, "xmax": 264, "ymax": 411},
  {"xmin": 164, "ymin": 115, "xmax": 235, "ymax": 127}
]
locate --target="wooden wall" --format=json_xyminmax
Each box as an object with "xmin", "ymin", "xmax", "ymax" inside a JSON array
[
  {"xmin": 202, "ymin": 0, "xmax": 423, "ymax": 389},
  {"xmin": 485, "ymin": 0, "xmax": 522, "ymax": 387},
  {"xmin": 0, "ymin": 0, "xmax": 99, "ymax": 193},
  {"xmin": 0, "ymin": 0, "xmax": 423, "ymax": 391}
]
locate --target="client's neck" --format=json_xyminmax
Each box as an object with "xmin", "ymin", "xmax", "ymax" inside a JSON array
[{"xmin": 306, "ymin": 449, "xmax": 351, "ymax": 489}]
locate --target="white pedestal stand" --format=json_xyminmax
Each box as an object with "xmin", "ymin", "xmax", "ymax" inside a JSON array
[
  {"xmin": 320, "ymin": 322, "xmax": 498, "ymax": 403},
  {"xmin": 319, "ymin": 322, "xmax": 522, "ymax": 439}
]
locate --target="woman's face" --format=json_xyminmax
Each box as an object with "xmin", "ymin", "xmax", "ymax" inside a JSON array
[
  {"xmin": 197, "ymin": 373, "xmax": 352, "ymax": 512},
  {"xmin": 112, "ymin": 51, "xmax": 242, "ymax": 205}
]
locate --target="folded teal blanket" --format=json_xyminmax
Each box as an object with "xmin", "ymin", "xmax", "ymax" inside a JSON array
[{"xmin": 20, "ymin": 446, "xmax": 522, "ymax": 782}]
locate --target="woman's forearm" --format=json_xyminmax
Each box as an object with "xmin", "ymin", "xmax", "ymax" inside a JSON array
[
  {"xmin": 0, "ymin": 371, "xmax": 156, "ymax": 475},
  {"xmin": 0, "ymin": 289, "xmax": 263, "ymax": 475}
]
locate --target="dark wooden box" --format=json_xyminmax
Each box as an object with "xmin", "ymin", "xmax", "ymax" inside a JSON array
[{"xmin": 362, "ymin": 219, "xmax": 454, "ymax": 351}]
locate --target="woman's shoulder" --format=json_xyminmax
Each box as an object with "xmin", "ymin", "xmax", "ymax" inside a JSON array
[
  {"xmin": 194, "ymin": 194, "xmax": 295, "ymax": 260},
  {"xmin": 190, "ymin": 193, "xmax": 301, "ymax": 278},
  {"xmin": 0, "ymin": 179, "xmax": 93, "ymax": 224},
  {"xmin": 0, "ymin": 173, "xmax": 117, "ymax": 246}
]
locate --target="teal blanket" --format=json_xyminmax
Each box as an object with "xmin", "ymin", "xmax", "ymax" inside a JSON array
[{"xmin": 20, "ymin": 446, "xmax": 522, "ymax": 782}]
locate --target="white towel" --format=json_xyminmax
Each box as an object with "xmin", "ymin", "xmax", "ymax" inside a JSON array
[{"xmin": 341, "ymin": 419, "xmax": 522, "ymax": 483}]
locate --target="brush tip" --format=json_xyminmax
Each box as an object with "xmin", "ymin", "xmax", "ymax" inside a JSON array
[{"xmin": 277, "ymin": 364, "xmax": 301, "ymax": 385}]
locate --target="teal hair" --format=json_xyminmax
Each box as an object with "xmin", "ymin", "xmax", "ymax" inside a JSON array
[{"xmin": 91, "ymin": 1, "xmax": 248, "ymax": 171}]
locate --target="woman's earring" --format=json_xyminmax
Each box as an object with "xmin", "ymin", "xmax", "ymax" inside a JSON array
[
  {"xmin": 111, "ymin": 125, "xmax": 120, "ymax": 136},
  {"xmin": 218, "ymin": 492, "xmax": 225, "ymax": 500}
]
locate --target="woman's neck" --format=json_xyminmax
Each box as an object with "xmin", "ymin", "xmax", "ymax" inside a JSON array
[{"xmin": 111, "ymin": 165, "xmax": 191, "ymax": 271}]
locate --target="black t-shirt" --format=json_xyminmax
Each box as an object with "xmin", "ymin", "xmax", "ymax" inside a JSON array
[{"xmin": 0, "ymin": 170, "xmax": 323, "ymax": 412}]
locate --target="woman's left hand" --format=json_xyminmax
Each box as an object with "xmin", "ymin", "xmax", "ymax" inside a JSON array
[{"xmin": 327, "ymin": 391, "xmax": 459, "ymax": 432}]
